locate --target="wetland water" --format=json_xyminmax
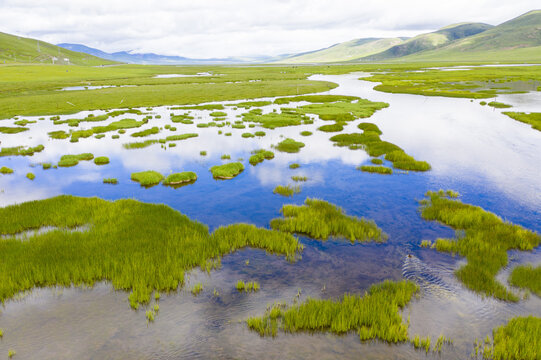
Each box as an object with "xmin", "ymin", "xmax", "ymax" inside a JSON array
[{"xmin": 0, "ymin": 73, "xmax": 540, "ymax": 359}]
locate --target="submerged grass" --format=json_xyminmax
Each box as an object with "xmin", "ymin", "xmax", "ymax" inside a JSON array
[
  {"xmin": 270, "ymin": 198, "xmax": 386, "ymax": 243},
  {"xmin": 275, "ymin": 138, "xmax": 305, "ymax": 153},
  {"xmin": 210, "ymin": 162, "xmax": 244, "ymax": 179},
  {"xmin": 0, "ymin": 196, "xmax": 302, "ymax": 308},
  {"xmin": 273, "ymin": 185, "xmax": 301, "ymax": 197},
  {"xmin": 246, "ymin": 280, "xmax": 418, "ymax": 343},
  {"xmin": 420, "ymin": 190, "xmax": 540, "ymax": 301},
  {"xmin": 508, "ymin": 264, "xmax": 541, "ymax": 297},
  {"xmin": 474, "ymin": 316, "xmax": 540, "ymax": 360}
]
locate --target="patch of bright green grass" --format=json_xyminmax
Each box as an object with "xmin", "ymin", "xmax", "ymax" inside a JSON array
[
  {"xmin": 385, "ymin": 151, "xmax": 431, "ymax": 171},
  {"xmin": 300, "ymin": 131, "xmax": 312, "ymax": 136},
  {"xmin": 210, "ymin": 111, "xmax": 227, "ymax": 117},
  {"xmin": 221, "ymin": 154, "xmax": 231, "ymax": 160},
  {"xmin": 94, "ymin": 156, "xmax": 109, "ymax": 165},
  {"xmin": 26, "ymin": 172, "xmax": 35, "ymax": 180},
  {"xmin": 53, "ymin": 109, "xmax": 143, "ymax": 127},
  {"xmin": 48, "ymin": 130, "xmax": 69, "ymax": 139},
  {"xmin": 200, "ymin": 151, "xmax": 207, "ymax": 156},
  {"xmin": 275, "ymin": 138, "xmax": 305, "ymax": 153},
  {"xmin": 502, "ymin": 112, "xmax": 541, "ymax": 132},
  {"xmin": 14, "ymin": 119, "xmax": 36, "ymax": 126},
  {"xmin": 0, "ymin": 145, "xmax": 44, "ymax": 157},
  {"xmin": 487, "ymin": 101, "xmax": 512, "ymax": 109},
  {"xmin": 175, "ymin": 104, "xmax": 225, "ymax": 111},
  {"xmin": 371, "ymin": 158, "xmax": 383, "ymax": 165},
  {"xmin": 270, "ymin": 198, "xmax": 386, "ymax": 243},
  {"xmin": 165, "ymin": 133, "xmax": 198, "ymax": 142},
  {"xmin": 358, "ymin": 122, "xmax": 382, "ymax": 134},
  {"xmin": 58, "ymin": 153, "xmax": 94, "ymax": 167},
  {"xmin": 131, "ymin": 126, "xmax": 160, "ymax": 137},
  {"xmin": 289, "ymin": 163, "xmax": 300, "ymax": 169},
  {"xmin": 254, "ymin": 131, "xmax": 266, "ymax": 137},
  {"xmin": 474, "ymin": 316, "xmax": 540, "ymax": 360},
  {"xmin": 229, "ymin": 101, "xmax": 272, "ymax": 109},
  {"xmin": 274, "ymin": 95, "xmax": 360, "ymax": 104},
  {"xmin": 291, "ymin": 176, "xmax": 308, "ymax": 182},
  {"xmin": 273, "ymin": 185, "xmax": 301, "ymax": 197},
  {"xmin": 242, "ymin": 132, "xmax": 255, "ymax": 138},
  {"xmin": 163, "ymin": 172, "xmax": 197, "ymax": 185},
  {"xmin": 0, "ymin": 195, "xmax": 302, "ymax": 307},
  {"xmin": 210, "ymin": 162, "xmax": 244, "ymax": 179},
  {"xmin": 246, "ymin": 280, "xmax": 418, "ymax": 342},
  {"xmin": 0, "ymin": 166, "xmax": 13, "ymax": 174},
  {"xmin": 236, "ymin": 280, "xmax": 260, "ymax": 292},
  {"xmin": 242, "ymin": 111, "xmax": 306, "ymax": 129},
  {"xmin": 130, "ymin": 171, "xmax": 164, "ymax": 187},
  {"xmin": 0, "ymin": 126, "xmax": 29, "ymax": 134},
  {"xmin": 70, "ymin": 118, "xmax": 145, "ymax": 142},
  {"xmin": 249, "ymin": 149, "xmax": 274, "ymax": 166},
  {"xmin": 508, "ymin": 264, "xmax": 541, "ymax": 297},
  {"xmin": 191, "ymin": 283, "xmax": 203, "ymax": 296},
  {"xmin": 318, "ymin": 122, "xmax": 345, "ymax": 132},
  {"xmin": 419, "ymin": 190, "xmax": 540, "ymax": 301},
  {"xmin": 171, "ymin": 114, "xmax": 194, "ymax": 124},
  {"xmin": 103, "ymin": 178, "xmax": 118, "ymax": 184},
  {"xmin": 123, "ymin": 133, "xmax": 198, "ymax": 149},
  {"xmin": 358, "ymin": 165, "xmax": 393, "ymax": 174}
]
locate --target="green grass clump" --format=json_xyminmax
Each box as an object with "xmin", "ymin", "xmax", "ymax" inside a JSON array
[
  {"xmin": 94, "ymin": 156, "xmax": 110, "ymax": 165},
  {"xmin": 210, "ymin": 162, "xmax": 244, "ymax": 179},
  {"xmin": 0, "ymin": 126, "xmax": 29, "ymax": 134},
  {"xmin": 358, "ymin": 122, "xmax": 382, "ymax": 134},
  {"xmin": 0, "ymin": 196, "xmax": 302, "ymax": 308},
  {"xmin": 191, "ymin": 283, "xmax": 203, "ymax": 296},
  {"xmin": 275, "ymin": 138, "xmax": 305, "ymax": 153},
  {"xmin": 122, "ymin": 140, "xmax": 159, "ymax": 149},
  {"xmin": 300, "ymin": 131, "xmax": 312, "ymax": 136},
  {"xmin": 480, "ymin": 101, "xmax": 487, "ymax": 105},
  {"xmin": 503, "ymin": 112, "xmax": 541, "ymax": 132},
  {"xmin": 0, "ymin": 145, "xmax": 44, "ymax": 157},
  {"xmin": 176, "ymin": 104, "xmax": 225, "ymax": 111},
  {"xmin": 14, "ymin": 119, "xmax": 36, "ymax": 126},
  {"xmin": 242, "ymin": 111, "xmax": 307, "ymax": 129},
  {"xmin": 165, "ymin": 133, "xmax": 198, "ymax": 142},
  {"xmin": 236, "ymin": 280, "xmax": 260, "ymax": 292},
  {"xmin": 318, "ymin": 122, "xmax": 344, "ymax": 132},
  {"xmin": 163, "ymin": 172, "xmax": 197, "ymax": 185},
  {"xmin": 8, "ymin": 350, "xmax": 15, "ymax": 358},
  {"xmin": 230, "ymin": 101, "xmax": 272, "ymax": 108},
  {"xmin": 475, "ymin": 316, "xmax": 540, "ymax": 360},
  {"xmin": 70, "ymin": 118, "xmax": 145, "ymax": 142},
  {"xmin": 273, "ymin": 185, "xmax": 301, "ymax": 197},
  {"xmin": 130, "ymin": 171, "xmax": 164, "ymax": 187},
  {"xmin": 171, "ymin": 114, "xmax": 194, "ymax": 124},
  {"xmin": 210, "ymin": 111, "xmax": 227, "ymax": 117},
  {"xmin": 26, "ymin": 172, "xmax": 35, "ymax": 180},
  {"xmin": 249, "ymin": 149, "xmax": 274, "ymax": 166},
  {"xmin": 508, "ymin": 264, "xmax": 541, "ymax": 297},
  {"xmin": 371, "ymin": 158, "xmax": 383, "ymax": 165},
  {"xmin": 231, "ymin": 124, "xmax": 246, "ymax": 129},
  {"xmin": 58, "ymin": 153, "xmax": 94, "ymax": 167},
  {"xmin": 358, "ymin": 165, "xmax": 393, "ymax": 175},
  {"xmin": 487, "ymin": 101, "xmax": 512, "ymax": 109},
  {"xmin": 221, "ymin": 154, "xmax": 231, "ymax": 160},
  {"xmin": 274, "ymin": 95, "xmax": 360, "ymax": 104},
  {"xmin": 420, "ymin": 240, "xmax": 433, "ymax": 248},
  {"xmin": 254, "ymin": 131, "xmax": 266, "ymax": 137},
  {"xmin": 0, "ymin": 166, "xmax": 13, "ymax": 174},
  {"xmin": 242, "ymin": 132, "xmax": 255, "ymax": 138},
  {"xmin": 246, "ymin": 280, "xmax": 418, "ymax": 342},
  {"xmin": 123, "ymin": 133, "xmax": 197, "ymax": 149},
  {"xmin": 48, "ymin": 130, "xmax": 69, "ymax": 139},
  {"xmin": 420, "ymin": 190, "xmax": 540, "ymax": 301},
  {"xmin": 42, "ymin": 163, "xmax": 51, "ymax": 170},
  {"xmin": 103, "ymin": 178, "xmax": 118, "ymax": 184},
  {"xmin": 289, "ymin": 163, "xmax": 300, "ymax": 170},
  {"xmin": 291, "ymin": 176, "xmax": 308, "ymax": 182},
  {"xmin": 131, "ymin": 126, "xmax": 160, "ymax": 137},
  {"xmin": 270, "ymin": 198, "xmax": 386, "ymax": 243},
  {"xmin": 200, "ymin": 151, "xmax": 207, "ymax": 156}
]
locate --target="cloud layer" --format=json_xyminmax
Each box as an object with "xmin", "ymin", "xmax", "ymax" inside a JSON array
[{"xmin": 0, "ymin": 0, "xmax": 538, "ymax": 58}]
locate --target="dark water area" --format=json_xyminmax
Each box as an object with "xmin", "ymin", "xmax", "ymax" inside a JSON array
[{"xmin": 0, "ymin": 72, "xmax": 540, "ymax": 359}]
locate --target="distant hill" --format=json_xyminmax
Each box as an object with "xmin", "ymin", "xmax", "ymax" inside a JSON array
[
  {"xmin": 403, "ymin": 10, "xmax": 541, "ymax": 62},
  {"xmin": 277, "ymin": 37, "xmax": 406, "ymax": 63},
  {"xmin": 366, "ymin": 23, "xmax": 493, "ymax": 60},
  {"xmin": 0, "ymin": 32, "xmax": 116, "ymax": 65},
  {"xmin": 58, "ymin": 43, "xmax": 286, "ymax": 65}
]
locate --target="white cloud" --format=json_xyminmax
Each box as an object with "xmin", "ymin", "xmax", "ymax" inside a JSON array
[{"xmin": 0, "ymin": 0, "xmax": 538, "ymax": 58}]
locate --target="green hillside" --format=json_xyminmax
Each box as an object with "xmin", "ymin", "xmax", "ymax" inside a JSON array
[
  {"xmin": 0, "ymin": 31, "xmax": 117, "ymax": 66},
  {"xmin": 403, "ymin": 10, "xmax": 541, "ymax": 62},
  {"xmin": 278, "ymin": 37, "xmax": 405, "ymax": 63},
  {"xmin": 366, "ymin": 23, "xmax": 493, "ymax": 60}
]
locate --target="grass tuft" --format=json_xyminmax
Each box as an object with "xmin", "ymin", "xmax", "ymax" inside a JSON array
[
  {"xmin": 275, "ymin": 138, "xmax": 305, "ymax": 153},
  {"xmin": 130, "ymin": 171, "xmax": 164, "ymax": 187},
  {"xmin": 273, "ymin": 185, "xmax": 301, "ymax": 197},
  {"xmin": 508, "ymin": 264, "xmax": 541, "ymax": 297},
  {"xmin": 210, "ymin": 162, "xmax": 244, "ymax": 179}
]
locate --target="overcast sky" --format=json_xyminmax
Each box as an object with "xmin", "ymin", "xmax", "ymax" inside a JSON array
[{"xmin": 0, "ymin": 0, "xmax": 538, "ymax": 58}]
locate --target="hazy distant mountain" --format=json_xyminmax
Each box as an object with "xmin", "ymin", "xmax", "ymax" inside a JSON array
[
  {"xmin": 277, "ymin": 37, "xmax": 407, "ymax": 63},
  {"xmin": 57, "ymin": 43, "xmax": 286, "ymax": 65},
  {"xmin": 0, "ymin": 32, "xmax": 115, "ymax": 65}
]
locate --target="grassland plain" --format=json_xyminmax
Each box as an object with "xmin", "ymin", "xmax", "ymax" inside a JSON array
[
  {"xmin": 270, "ymin": 198, "xmax": 386, "ymax": 242},
  {"xmin": 246, "ymin": 280, "xmax": 418, "ymax": 342},
  {"xmin": 508, "ymin": 264, "xmax": 541, "ymax": 297},
  {"xmin": 473, "ymin": 316, "xmax": 540, "ymax": 360},
  {"xmin": 419, "ymin": 190, "xmax": 540, "ymax": 301},
  {"xmin": 0, "ymin": 196, "xmax": 302, "ymax": 308}
]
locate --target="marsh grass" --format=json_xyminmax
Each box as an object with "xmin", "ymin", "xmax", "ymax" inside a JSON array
[
  {"xmin": 420, "ymin": 191, "xmax": 540, "ymax": 301},
  {"xmin": 487, "ymin": 101, "xmax": 512, "ymax": 109},
  {"xmin": 26, "ymin": 172, "xmax": 35, "ymax": 180},
  {"xmin": 249, "ymin": 150, "xmax": 274, "ymax": 166},
  {"xmin": 191, "ymin": 283, "xmax": 203, "ymax": 296},
  {"xmin": 371, "ymin": 158, "xmax": 383, "ymax": 165},
  {"xmin": 236, "ymin": 280, "xmax": 260, "ymax": 292},
  {"xmin": 358, "ymin": 165, "xmax": 393, "ymax": 175},
  {"xmin": 163, "ymin": 172, "xmax": 197, "ymax": 186},
  {"xmin": 94, "ymin": 157, "xmax": 109, "ymax": 165},
  {"xmin": 242, "ymin": 132, "xmax": 255, "ymax": 138},
  {"xmin": 503, "ymin": 112, "xmax": 541, "ymax": 132},
  {"xmin": 210, "ymin": 111, "xmax": 227, "ymax": 117},
  {"xmin": 0, "ymin": 145, "xmax": 44, "ymax": 157},
  {"xmin": 508, "ymin": 264, "xmax": 541, "ymax": 297},
  {"xmin": 42, "ymin": 163, "xmax": 52, "ymax": 170},
  {"xmin": 246, "ymin": 280, "xmax": 418, "ymax": 343},
  {"xmin": 0, "ymin": 196, "xmax": 302, "ymax": 308},
  {"xmin": 69, "ymin": 118, "xmax": 145, "ymax": 142},
  {"xmin": 130, "ymin": 171, "xmax": 164, "ymax": 187},
  {"xmin": 58, "ymin": 153, "xmax": 94, "ymax": 167},
  {"xmin": 291, "ymin": 176, "xmax": 308, "ymax": 182},
  {"xmin": 103, "ymin": 178, "xmax": 118, "ymax": 184},
  {"xmin": 275, "ymin": 138, "xmax": 305, "ymax": 153},
  {"xmin": 131, "ymin": 127, "xmax": 160, "ymax": 137},
  {"xmin": 210, "ymin": 162, "xmax": 244, "ymax": 179},
  {"xmin": 474, "ymin": 316, "xmax": 540, "ymax": 360},
  {"xmin": 171, "ymin": 114, "xmax": 194, "ymax": 124},
  {"xmin": 221, "ymin": 154, "xmax": 231, "ymax": 160},
  {"xmin": 123, "ymin": 133, "xmax": 198, "ymax": 149},
  {"xmin": 300, "ymin": 131, "xmax": 312, "ymax": 136},
  {"xmin": 289, "ymin": 163, "xmax": 300, "ymax": 169},
  {"xmin": 0, "ymin": 126, "xmax": 28, "ymax": 134},
  {"xmin": 273, "ymin": 185, "xmax": 301, "ymax": 197},
  {"xmin": 270, "ymin": 198, "xmax": 386, "ymax": 243},
  {"xmin": 0, "ymin": 166, "xmax": 13, "ymax": 174}
]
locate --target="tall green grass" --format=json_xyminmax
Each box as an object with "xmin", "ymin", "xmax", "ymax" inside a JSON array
[
  {"xmin": 0, "ymin": 196, "xmax": 302, "ymax": 308},
  {"xmin": 270, "ymin": 198, "xmax": 386, "ymax": 243},
  {"xmin": 508, "ymin": 264, "xmax": 541, "ymax": 297},
  {"xmin": 420, "ymin": 190, "xmax": 540, "ymax": 301},
  {"xmin": 246, "ymin": 280, "xmax": 418, "ymax": 343}
]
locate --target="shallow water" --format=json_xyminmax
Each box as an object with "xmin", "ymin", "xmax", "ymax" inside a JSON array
[{"xmin": 0, "ymin": 73, "xmax": 540, "ymax": 359}]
